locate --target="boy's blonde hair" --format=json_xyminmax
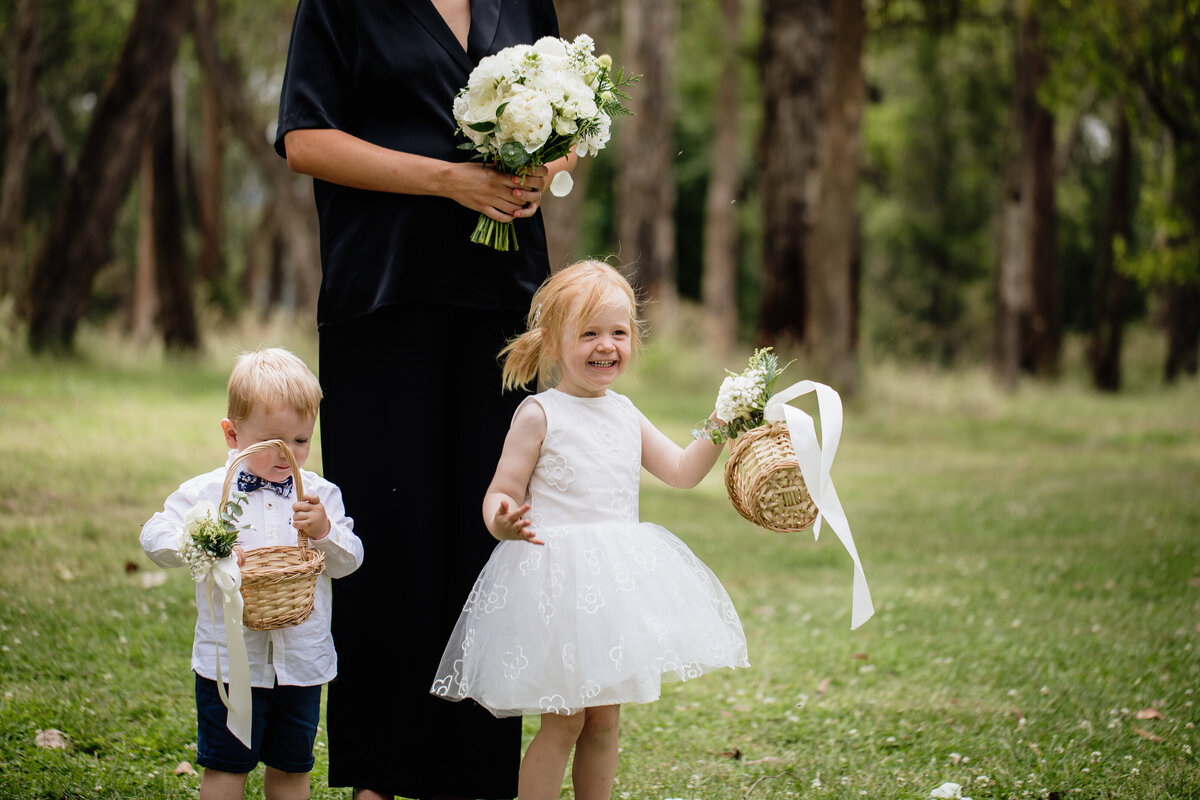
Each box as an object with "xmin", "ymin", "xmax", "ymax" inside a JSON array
[
  {"xmin": 500, "ymin": 260, "xmax": 643, "ymax": 391},
  {"xmin": 227, "ymin": 348, "xmax": 323, "ymax": 423}
]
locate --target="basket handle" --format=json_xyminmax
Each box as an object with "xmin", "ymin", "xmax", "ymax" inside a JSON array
[{"xmin": 220, "ymin": 439, "xmax": 309, "ymax": 549}]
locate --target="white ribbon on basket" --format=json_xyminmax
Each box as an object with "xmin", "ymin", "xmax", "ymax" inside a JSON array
[
  {"xmin": 202, "ymin": 557, "xmax": 253, "ymax": 747},
  {"xmin": 764, "ymin": 381, "xmax": 874, "ymax": 630}
]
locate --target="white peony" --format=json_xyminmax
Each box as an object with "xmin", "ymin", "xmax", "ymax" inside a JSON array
[{"xmin": 496, "ymin": 85, "xmax": 553, "ymax": 153}]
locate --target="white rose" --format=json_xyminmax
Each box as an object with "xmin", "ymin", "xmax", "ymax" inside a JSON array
[{"xmin": 183, "ymin": 500, "xmax": 218, "ymax": 530}]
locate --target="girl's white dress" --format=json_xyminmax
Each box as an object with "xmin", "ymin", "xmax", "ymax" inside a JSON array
[{"xmin": 430, "ymin": 388, "xmax": 748, "ymax": 717}]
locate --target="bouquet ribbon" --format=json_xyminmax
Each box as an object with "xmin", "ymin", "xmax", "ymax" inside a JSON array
[
  {"xmin": 764, "ymin": 381, "xmax": 874, "ymax": 629},
  {"xmin": 202, "ymin": 557, "xmax": 253, "ymax": 747}
]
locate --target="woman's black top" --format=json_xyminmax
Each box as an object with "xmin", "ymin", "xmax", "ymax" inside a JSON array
[{"xmin": 275, "ymin": 0, "xmax": 559, "ymax": 325}]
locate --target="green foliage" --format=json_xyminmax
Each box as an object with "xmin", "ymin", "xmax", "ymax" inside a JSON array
[
  {"xmin": 861, "ymin": 23, "xmax": 1008, "ymax": 364},
  {"xmin": 1039, "ymin": 0, "xmax": 1200, "ymax": 287}
]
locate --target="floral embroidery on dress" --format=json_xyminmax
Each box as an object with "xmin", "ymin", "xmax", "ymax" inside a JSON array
[
  {"xmin": 519, "ymin": 549, "xmax": 543, "ymax": 575},
  {"xmin": 594, "ymin": 422, "xmax": 621, "ymax": 452},
  {"xmin": 541, "ymin": 454, "xmax": 576, "ymax": 491},
  {"xmin": 610, "ymin": 487, "xmax": 636, "ymax": 519},
  {"xmin": 613, "ymin": 561, "xmax": 636, "ymax": 592},
  {"xmin": 580, "ymin": 680, "xmax": 602, "ymax": 702},
  {"xmin": 644, "ymin": 616, "xmax": 668, "ymax": 641},
  {"xmin": 577, "ymin": 584, "xmax": 605, "ymax": 614},
  {"xmin": 609, "ymin": 634, "xmax": 625, "ymax": 671},
  {"xmin": 562, "ymin": 642, "xmax": 576, "ymax": 671},
  {"xmin": 630, "ymin": 543, "xmax": 656, "ymax": 572},
  {"xmin": 540, "ymin": 694, "xmax": 570, "ymax": 714},
  {"xmin": 538, "ymin": 589, "xmax": 555, "ymax": 625},
  {"xmin": 482, "ymin": 584, "xmax": 509, "ymax": 614},
  {"xmin": 583, "ymin": 546, "xmax": 608, "ymax": 574},
  {"xmin": 502, "ymin": 646, "xmax": 529, "ymax": 679}
]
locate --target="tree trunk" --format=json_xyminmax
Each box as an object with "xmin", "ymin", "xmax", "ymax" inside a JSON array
[
  {"xmin": 131, "ymin": 142, "xmax": 157, "ymax": 344},
  {"xmin": 757, "ymin": 0, "xmax": 822, "ymax": 351},
  {"xmin": 757, "ymin": 0, "xmax": 862, "ymax": 393},
  {"xmin": 992, "ymin": 2, "xmax": 1058, "ymax": 385},
  {"xmin": 541, "ymin": 0, "xmax": 611, "ymax": 270},
  {"xmin": 616, "ymin": 0, "xmax": 677, "ymax": 328},
  {"xmin": 22, "ymin": 0, "xmax": 194, "ymax": 351},
  {"xmin": 1023, "ymin": 9, "xmax": 1060, "ymax": 377},
  {"xmin": 1087, "ymin": 107, "xmax": 1132, "ymax": 392},
  {"xmin": 1161, "ymin": 140, "xmax": 1200, "ymax": 380},
  {"xmin": 702, "ymin": 0, "xmax": 742, "ymax": 355},
  {"xmin": 1163, "ymin": 283, "xmax": 1200, "ymax": 380},
  {"xmin": 195, "ymin": 0, "xmax": 226, "ymax": 290},
  {"xmin": 803, "ymin": 0, "xmax": 863, "ymax": 393},
  {"xmin": 193, "ymin": 10, "xmax": 320, "ymax": 316},
  {"xmin": 149, "ymin": 80, "xmax": 199, "ymax": 351},
  {"xmin": 0, "ymin": 0, "xmax": 43, "ymax": 298}
]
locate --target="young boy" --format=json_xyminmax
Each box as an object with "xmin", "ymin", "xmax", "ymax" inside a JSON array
[{"xmin": 141, "ymin": 348, "xmax": 363, "ymax": 800}]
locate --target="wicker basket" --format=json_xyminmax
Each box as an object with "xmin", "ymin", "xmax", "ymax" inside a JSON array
[
  {"xmin": 723, "ymin": 422, "xmax": 818, "ymax": 533},
  {"xmin": 221, "ymin": 440, "xmax": 325, "ymax": 631}
]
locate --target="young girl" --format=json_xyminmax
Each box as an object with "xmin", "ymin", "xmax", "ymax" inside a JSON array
[{"xmin": 430, "ymin": 260, "xmax": 748, "ymax": 799}]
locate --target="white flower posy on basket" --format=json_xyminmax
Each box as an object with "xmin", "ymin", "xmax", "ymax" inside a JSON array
[
  {"xmin": 178, "ymin": 493, "xmax": 249, "ymax": 581},
  {"xmin": 453, "ymin": 33, "xmax": 637, "ymax": 251},
  {"xmin": 697, "ymin": 348, "xmax": 875, "ymax": 630}
]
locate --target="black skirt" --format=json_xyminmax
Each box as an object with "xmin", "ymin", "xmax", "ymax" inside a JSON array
[{"xmin": 319, "ymin": 303, "xmax": 530, "ymax": 799}]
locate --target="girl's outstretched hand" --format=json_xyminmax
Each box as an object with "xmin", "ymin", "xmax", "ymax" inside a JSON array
[{"xmin": 492, "ymin": 499, "xmax": 544, "ymax": 545}]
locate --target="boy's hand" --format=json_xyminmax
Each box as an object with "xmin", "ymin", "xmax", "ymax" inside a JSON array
[
  {"xmin": 493, "ymin": 499, "xmax": 543, "ymax": 545},
  {"xmin": 233, "ymin": 544, "xmax": 246, "ymax": 568},
  {"xmin": 292, "ymin": 493, "xmax": 331, "ymax": 541}
]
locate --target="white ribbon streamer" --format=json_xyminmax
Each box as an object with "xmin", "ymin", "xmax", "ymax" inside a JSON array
[
  {"xmin": 203, "ymin": 557, "xmax": 253, "ymax": 747},
  {"xmin": 764, "ymin": 381, "xmax": 874, "ymax": 629}
]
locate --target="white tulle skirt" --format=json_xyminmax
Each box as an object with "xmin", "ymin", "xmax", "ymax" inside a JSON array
[{"xmin": 430, "ymin": 521, "xmax": 749, "ymax": 718}]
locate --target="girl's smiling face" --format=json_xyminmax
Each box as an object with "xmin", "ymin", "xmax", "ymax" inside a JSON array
[{"xmin": 553, "ymin": 298, "xmax": 633, "ymax": 398}]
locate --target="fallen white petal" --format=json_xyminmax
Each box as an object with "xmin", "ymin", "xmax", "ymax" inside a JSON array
[{"xmin": 550, "ymin": 170, "xmax": 574, "ymax": 197}]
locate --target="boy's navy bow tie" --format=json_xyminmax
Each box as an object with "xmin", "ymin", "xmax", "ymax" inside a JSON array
[{"xmin": 236, "ymin": 472, "xmax": 294, "ymax": 497}]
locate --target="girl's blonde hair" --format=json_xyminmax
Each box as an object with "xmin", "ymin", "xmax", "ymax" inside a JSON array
[
  {"xmin": 500, "ymin": 260, "xmax": 642, "ymax": 391},
  {"xmin": 227, "ymin": 347, "xmax": 323, "ymax": 424}
]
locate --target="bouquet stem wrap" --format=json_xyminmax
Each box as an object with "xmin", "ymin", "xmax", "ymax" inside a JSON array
[
  {"xmin": 202, "ymin": 557, "xmax": 252, "ymax": 747},
  {"xmin": 764, "ymin": 381, "xmax": 874, "ymax": 629}
]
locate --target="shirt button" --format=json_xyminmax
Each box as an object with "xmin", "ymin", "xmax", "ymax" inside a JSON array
[
  {"xmin": 267, "ymin": 529, "xmax": 276, "ymax": 539},
  {"xmin": 266, "ymin": 502, "xmax": 274, "ymax": 510}
]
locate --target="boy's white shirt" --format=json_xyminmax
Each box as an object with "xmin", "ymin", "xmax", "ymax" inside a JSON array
[{"xmin": 140, "ymin": 450, "xmax": 364, "ymax": 688}]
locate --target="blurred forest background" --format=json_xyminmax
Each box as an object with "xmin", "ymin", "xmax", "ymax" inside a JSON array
[{"xmin": 0, "ymin": 0, "xmax": 1197, "ymax": 395}]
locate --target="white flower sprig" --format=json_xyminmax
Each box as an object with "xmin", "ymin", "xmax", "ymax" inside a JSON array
[
  {"xmin": 452, "ymin": 33, "xmax": 638, "ymax": 251},
  {"xmin": 693, "ymin": 348, "xmax": 792, "ymax": 445},
  {"xmin": 178, "ymin": 493, "xmax": 250, "ymax": 582}
]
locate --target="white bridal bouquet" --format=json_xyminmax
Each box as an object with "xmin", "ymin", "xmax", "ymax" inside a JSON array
[{"xmin": 453, "ymin": 34, "xmax": 637, "ymax": 251}]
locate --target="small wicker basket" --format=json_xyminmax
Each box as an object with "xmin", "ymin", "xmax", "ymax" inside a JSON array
[
  {"xmin": 221, "ymin": 440, "xmax": 325, "ymax": 631},
  {"xmin": 723, "ymin": 422, "xmax": 818, "ymax": 533}
]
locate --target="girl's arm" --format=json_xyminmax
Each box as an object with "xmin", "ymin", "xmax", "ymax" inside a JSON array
[
  {"xmin": 482, "ymin": 402, "xmax": 547, "ymax": 544},
  {"xmin": 282, "ymin": 128, "xmax": 576, "ymax": 223},
  {"xmin": 639, "ymin": 412, "xmax": 724, "ymax": 489}
]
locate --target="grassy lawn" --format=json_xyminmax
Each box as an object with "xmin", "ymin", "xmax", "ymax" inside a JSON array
[{"xmin": 0, "ymin": 324, "xmax": 1197, "ymax": 799}]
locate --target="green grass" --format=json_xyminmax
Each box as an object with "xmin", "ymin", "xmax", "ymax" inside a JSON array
[{"xmin": 1, "ymin": 323, "xmax": 1197, "ymax": 799}]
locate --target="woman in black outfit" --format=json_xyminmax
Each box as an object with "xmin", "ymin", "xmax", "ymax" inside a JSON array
[{"xmin": 275, "ymin": 1, "xmax": 573, "ymax": 798}]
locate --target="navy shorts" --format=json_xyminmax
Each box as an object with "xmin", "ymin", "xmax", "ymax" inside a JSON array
[{"xmin": 194, "ymin": 673, "xmax": 322, "ymax": 774}]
